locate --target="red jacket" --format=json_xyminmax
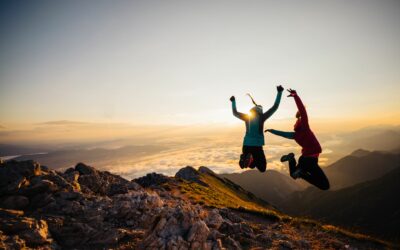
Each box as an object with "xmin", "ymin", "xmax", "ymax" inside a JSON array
[{"xmin": 293, "ymin": 95, "xmax": 322, "ymax": 157}]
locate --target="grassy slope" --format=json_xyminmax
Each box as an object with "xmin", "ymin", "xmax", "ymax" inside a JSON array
[
  {"xmin": 167, "ymin": 171, "xmax": 396, "ymax": 248},
  {"xmin": 177, "ymin": 173, "xmax": 282, "ymax": 221}
]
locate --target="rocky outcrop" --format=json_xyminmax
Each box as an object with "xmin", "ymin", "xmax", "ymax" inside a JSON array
[
  {"xmin": 0, "ymin": 208, "xmax": 54, "ymax": 248},
  {"xmin": 0, "ymin": 161, "xmax": 146, "ymax": 249},
  {"xmin": 0, "ymin": 160, "xmax": 389, "ymax": 250},
  {"xmin": 134, "ymin": 172, "xmax": 171, "ymax": 187},
  {"xmin": 175, "ymin": 166, "xmax": 208, "ymax": 186},
  {"xmin": 0, "ymin": 161, "xmax": 246, "ymax": 249}
]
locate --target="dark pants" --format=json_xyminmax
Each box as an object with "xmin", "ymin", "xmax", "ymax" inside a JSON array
[
  {"xmin": 241, "ymin": 146, "xmax": 267, "ymax": 172},
  {"xmin": 288, "ymin": 155, "xmax": 330, "ymax": 190}
]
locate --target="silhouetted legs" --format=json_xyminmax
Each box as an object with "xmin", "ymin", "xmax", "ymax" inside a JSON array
[
  {"xmin": 240, "ymin": 146, "xmax": 267, "ymax": 172},
  {"xmin": 283, "ymin": 154, "xmax": 330, "ymax": 190}
]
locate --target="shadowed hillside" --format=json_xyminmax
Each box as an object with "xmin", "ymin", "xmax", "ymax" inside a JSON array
[
  {"xmin": 220, "ymin": 170, "xmax": 305, "ymax": 207},
  {"xmin": 282, "ymin": 167, "xmax": 400, "ymax": 242}
]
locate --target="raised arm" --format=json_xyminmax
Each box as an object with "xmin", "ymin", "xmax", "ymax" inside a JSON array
[
  {"xmin": 262, "ymin": 85, "xmax": 284, "ymax": 121},
  {"xmin": 265, "ymin": 129, "xmax": 295, "ymax": 139},
  {"xmin": 287, "ymin": 89, "xmax": 308, "ymax": 126},
  {"xmin": 230, "ymin": 96, "xmax": 248, "ymax": 121}
]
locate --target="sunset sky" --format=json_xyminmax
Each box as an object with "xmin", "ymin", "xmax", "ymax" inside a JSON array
[{"xmin": 1, "ymin": 0, "xmax": 399, "ymax": 129}]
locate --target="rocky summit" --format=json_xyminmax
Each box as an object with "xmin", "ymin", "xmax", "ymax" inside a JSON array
[{"xmin": 0, "ymin": 160, "xmax": 393, "ymax": 249}]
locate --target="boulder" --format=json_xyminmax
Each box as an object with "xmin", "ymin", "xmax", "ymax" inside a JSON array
[
  {"xmin": 43, "ymin": 172, "xmax": 76, "ymax": 192},
  {"xmin": 135, "ymin": 172, "xmax": 171, "ymax": 188},
  {"xmin": 278, "ymin": 240, "xmax": 294, "ymax": 250},
  {"xmin": 0, "ymin": 208, "xmax": 24, "ymax": 217},
  {"xmin": 19, "ymin": 219, "xmax": 52, "ymax": 245},
  {"xmin": 219, "ymin": 208, "xmax": 243, "ymax": 223},
  {"xmin": 78, "ymin": 173, "xmax": 104, "ymax": 194},
  {"xmin": 187, "ymin": 221, "xmax": 210, "ymax": 243},
  {"xmin": 223, "ymin": 236, "xmax": 242, "ymax": 250},
  {"xmin": 76, "ymin": 164, "xmax": 131, "ymax": 196},
  {"xmin": 175, "ymin": 166, "xmax": 199, "ymax": 181},
  {"xmin": 0, "ymin": 195, "xmax": 29, "ymax": 210},
  {"xmin": 20, "ymin": 179, "xmax": 58, "ymax": 196},
  {"xmin": 0, "ymin": 216, "xmax": 52, "ymax": 245},
  {"xmin": 205, "ymin": 209, "xmax": 223, "ymax": 229},
  {"xmin": 175, "ymin": 166, "xmax": 208, "ymax": 186},
  {"xmin": 75, "ymin": 162, "xmax": 96, "ymax": 175},
  {"xmin": 30, "ymin": 193, "xmax": 56, "ymax": 209},
  {"xmin": 108, "ymin": 183, "xmax": 129, "ymax": 196},
  {"xmin": 0, "ymin": 161, "xmax": 40, "ymax": 195},
  {"xmin": 62, "ymin": 170, "xmax": 81, "ymax": 192}
]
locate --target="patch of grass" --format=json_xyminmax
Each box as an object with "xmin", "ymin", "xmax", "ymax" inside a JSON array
[
  {"xmin": 173, "ymin": 172, "xmax": 396, "ymax": 248},
  {"xmin": 288, "ymin": 217, "xmax": 395, "ymax": 248},
  {"xmin": 176, "ymin": 173, "xmax": 286, "ymax": 222},
  {"xmin": 320, "ymin": 224, "xmax": 395, "ymax": 248}
]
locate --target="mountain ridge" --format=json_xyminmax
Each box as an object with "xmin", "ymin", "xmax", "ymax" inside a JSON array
[{"xmin": 0, "ymin": 160, "xmax": 394, "ymax": 249}]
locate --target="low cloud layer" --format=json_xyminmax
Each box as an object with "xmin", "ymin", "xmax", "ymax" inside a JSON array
[{"xmin": 1, "ymin": 122, "xmax": 399, "ymax": 179}]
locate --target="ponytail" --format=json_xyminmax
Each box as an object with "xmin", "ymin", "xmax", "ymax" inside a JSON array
[{"xmin": 246, "ymin": 93, "xmax": 258, "ymax": 106}]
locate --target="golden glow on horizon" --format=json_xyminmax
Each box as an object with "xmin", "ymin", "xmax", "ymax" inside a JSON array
[{"xmin": 0, "ymin": 1, "xmax": 399, "ymax": 127}]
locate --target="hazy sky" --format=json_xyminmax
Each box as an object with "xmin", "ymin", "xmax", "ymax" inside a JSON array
[{"xmin": 1, "ymin": 0, "xmax": 399, "ymax": 126}]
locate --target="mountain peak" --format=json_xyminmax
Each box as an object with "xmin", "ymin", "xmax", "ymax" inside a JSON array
[
  {"xmin": 0, "ymin": 160, "xmax": 392, "ymax": 249},
  {"xmin": 351, "ymin": 149, "xmax": 371, "ymax": 157}
]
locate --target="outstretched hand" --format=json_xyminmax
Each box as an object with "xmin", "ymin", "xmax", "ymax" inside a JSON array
[
  {"xmin": 230, "ymin": 96, "xmax": 235, "ymax": 102},
  {"xmin": 287, "ymin": 88, "xmax": 297, "ymax": 97},
  {"xmin": 277, "ymin": 85, "xmax": 284, "ymax": 92}
]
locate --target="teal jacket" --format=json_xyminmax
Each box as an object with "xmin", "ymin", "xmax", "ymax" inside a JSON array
[{"xmin": 232, "ymin": 91, "xmax": 282, "ymax": 146}]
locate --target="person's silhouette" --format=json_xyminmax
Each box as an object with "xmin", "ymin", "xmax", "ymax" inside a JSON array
[
  {"xmin": 266, "ymin": 89, "xmax": 330, "ymax": 190},
  {"xmin": 230, "ymin": 85, "xmax": 284, "ymax": 172}
]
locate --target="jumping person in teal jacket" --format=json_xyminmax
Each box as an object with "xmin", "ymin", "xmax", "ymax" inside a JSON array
[{"xmin": 230, "ymin": 85, "xmax": 284, "ymax": 172}]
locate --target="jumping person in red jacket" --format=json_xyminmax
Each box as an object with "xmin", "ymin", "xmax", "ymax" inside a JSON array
[{"xmin": 265, "ymin": 89, "xmax": 330, "ymax": 190}]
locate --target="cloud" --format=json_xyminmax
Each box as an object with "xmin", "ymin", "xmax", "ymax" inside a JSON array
[{"xmin": 37, "ymin": 120, "xmax": 90, "ymax": 126}]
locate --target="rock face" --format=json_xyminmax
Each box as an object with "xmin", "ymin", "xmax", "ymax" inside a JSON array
[
  {"xmin": 0, "ymin": 161, "xmax": 145, "ymax": 249},
  {"xmin": 0, "ymin": 161, "xmax": 242, "ymax": 249}
]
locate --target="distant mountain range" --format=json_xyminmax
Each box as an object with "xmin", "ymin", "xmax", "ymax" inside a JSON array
[
  {"xmin": 329, "ymin": 127, "xmax": 400, "ymax": 160},
  {"xmin": 0, "ymin": 144, "xmax": 50, "ymax": 157},
  {"xmin": 11, "ymin": 145, "xmax": 167, "ymax": 170},
  {"xmin": 222, "ymin": 150, "xmax": 400, "ymax": 208},
  {"xmin": 324, "ymin": 150, "xmax": 400, "ymax": 190}
]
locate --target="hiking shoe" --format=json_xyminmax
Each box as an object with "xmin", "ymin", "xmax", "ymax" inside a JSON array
[
  {"xmin": 280, "ymin": 153, "xmax": 295, "ymax": 162},
  {"xmin": 239, "ymin": 153, "xmax": 253, "ymax": 169}
]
